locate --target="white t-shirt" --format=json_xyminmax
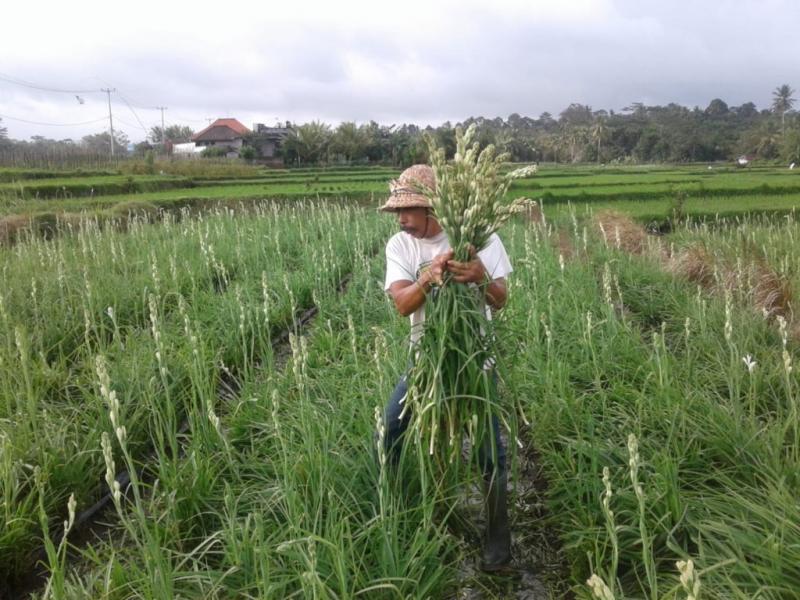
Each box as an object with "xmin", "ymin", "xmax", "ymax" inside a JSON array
[{"xmin": 384, "ymin": 230, "xmax": 512, "ymax": 344}]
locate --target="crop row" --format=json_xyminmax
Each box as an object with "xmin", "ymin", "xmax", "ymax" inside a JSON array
[
  {"xmin": 0, "ymin": 203, "xmax": 393, "ymax": 586},
  {"xmin": 22, "ymin": 214, "xmax": 800, "ymax": 598},
  {"xmin": 20, "ymin": 249, "xmax": 470, "ymax": 598},
  {"xmin": 546, "ymin": 193, "xmax": 800, "ymax": 225},
  {"xmin": 3, "ymin": 200, "xmax": 800, "ymax": 598},
  {"xmin": 501, "ymin": 218, "xmax": 799, "ymax": 597},
  {"xmin": 0, "ymin": 175, "xmax": 193, "ymax": 200},
  {"xmin": 3, "ymin": 166, "xmax": 798, "ymax": 214},
  {"xmin": 0, "ymin": 172, "xmax": 399, "ymax": 201},
  {"xmin": 0, "ymin": 165, "xmax": 398, "ymax": 186},
  {"xmin": 0, "ymin": 182, "xmax": 800, "ymax": 598}
]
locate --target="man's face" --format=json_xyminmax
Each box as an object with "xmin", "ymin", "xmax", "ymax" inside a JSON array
[{"xmin": 395, "ymin": 207, "xmax": 430, "ymax": 238}]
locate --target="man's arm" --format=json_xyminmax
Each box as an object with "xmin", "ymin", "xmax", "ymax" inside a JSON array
[
  {"xmin": 388, "ymin": 250, "xmax": 452, "ymax": 317},
  {"xmin": 388, "ymin": 278, "xmax": 430, "ymax": 317},
  {"xmin": 483, "ymin": 277, "xmax": 508, "ymax": 310}
]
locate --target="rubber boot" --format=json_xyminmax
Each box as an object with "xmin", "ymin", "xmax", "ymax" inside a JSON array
[{"xmin": 481, "ymin": 471, "xmax": 512, "ymax": 572}]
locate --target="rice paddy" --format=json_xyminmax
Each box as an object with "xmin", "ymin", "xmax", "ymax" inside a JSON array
[{"xmin": 0, "ymin": 162, "xmax": 798, "ymax": 598}]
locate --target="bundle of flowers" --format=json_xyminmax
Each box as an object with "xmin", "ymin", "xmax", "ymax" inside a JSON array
[{"xmin": 402, "ymin": 124, "xmax": 535, "ymax": 479}]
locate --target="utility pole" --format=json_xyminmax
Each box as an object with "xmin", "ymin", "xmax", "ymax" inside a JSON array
[
  {"xmin": 101, "ymin": 88, "xmax": 116, "ymax": 158},
  {"xmin": 156, "ymin": 106, "xmax": 168, "ymax": 148}
]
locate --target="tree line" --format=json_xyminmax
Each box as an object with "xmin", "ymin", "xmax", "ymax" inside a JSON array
[
  {"xmin": 281, "ymin": 85, "xmax": 797, "ymax": 166},
  {"xmin": 1, "ymin": 85, "xmax": 796, "ymax": 168}
]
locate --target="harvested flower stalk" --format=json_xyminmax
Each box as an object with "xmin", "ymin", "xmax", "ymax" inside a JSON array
[{"xmin": 403, "ymin": 124, "xmax": 535, "ymax": 478}]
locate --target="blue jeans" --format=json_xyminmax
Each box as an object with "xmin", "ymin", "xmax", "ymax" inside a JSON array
[{"xmin": 381, "ymin": 373, "xmax": 507, "ymax": 476}]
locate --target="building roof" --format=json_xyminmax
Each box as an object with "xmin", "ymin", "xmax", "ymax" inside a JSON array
[{"xmin": 192, "ymin": 118, "xmax": 250, "ymax": 142}]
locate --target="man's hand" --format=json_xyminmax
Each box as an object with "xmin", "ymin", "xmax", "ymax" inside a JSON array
[
  {"xmin": 446, "ymin": 246, "xmax": 487, "ymax": 284},
  {"xmin": 447, "ymin": 246, "xmax": 507, "ymax": 309},
  {"xmin": 426, "ymin": 249, "xmax": 454, "ymax": 286}
]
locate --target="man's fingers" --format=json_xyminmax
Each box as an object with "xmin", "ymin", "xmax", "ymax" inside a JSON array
[
  {"xmin": 448, "ymin": 260, "xmax": 478, "ymax": 272},
  {"xmin": 447, "ymin": 266, "xmax": 467, "ymax": 277},
  {"xmin": 435, "ymin": 254, "xmax": 452, "ymax": 268}
]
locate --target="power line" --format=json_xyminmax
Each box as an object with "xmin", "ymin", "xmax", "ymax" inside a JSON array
[
  {"xmin": 94, "ymin": 80, "xmax": 161, "ymax": 112},
  {"xmin": 115, "ymin": 117, "xmax": 155, "ymax": 131},
  {"xmin": 0, "ymin": 71, "xmax": 100, "ymax": 94},
  {"xmin": 107, "ymin": 87, "xmax": 156, "ymax": 111},
  {"xmin": 116, "ymin": 93, "xmax": 149, "ymax": 134},
  {"xmin": 2, "ymin": 73, "xmax": 205, "ymax": 133},
  {"xmin": 0, "ymin": 113, "xmax": 108, "ymax": 127}
]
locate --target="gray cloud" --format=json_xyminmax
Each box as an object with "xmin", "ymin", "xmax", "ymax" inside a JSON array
[{"xmin": 1, "ymin": 0, "xmax": 798, "ymax": 141}]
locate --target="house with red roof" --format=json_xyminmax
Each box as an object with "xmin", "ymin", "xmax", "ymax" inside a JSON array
[{"xmin": 191, "ymin": 118, "xmax": 251, "ymax": 157}]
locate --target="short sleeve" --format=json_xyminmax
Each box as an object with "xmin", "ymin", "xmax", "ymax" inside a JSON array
[
  {"xmin": 384, "ymin": 234, "xmax": 415, "ymax": 290},
  {"xmin": 478, "ymin": 234, "xmax": 512, "ymax": 280}
]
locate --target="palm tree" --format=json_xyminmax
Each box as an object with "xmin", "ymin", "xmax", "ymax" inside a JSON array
[
  {"xmin": 590, "ymin": 117, "xmax": 609, "ymax": 164},
  {"xmin": 330, "ymin": 122, "xmax": 365, "ymax": 163},
  {"xmin": 561, "ymin": 125, "xmax": 589, "ymax": 163},
  {"xmin": 772, "ymin": 84, "xmax": 796, "ymax": 139},
  {"xmin": 624, "ymin": 102, "xmax": 647, "ymax": 118},
  {"xmin": 291, "ymin": 121, "xmax": 331, "ymax": 165},
  {"xmin": 754, "ymin": 121, "xmax": 782, "ymax": 159},
  {"xmin": 494, "ymin": 130, "xmax": 514, "ymax": 155},
  {"xmin": 540, "ymin": 133, "xmax": 560, "ymax": 163}
]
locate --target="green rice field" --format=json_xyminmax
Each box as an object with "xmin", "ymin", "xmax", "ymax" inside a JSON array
[{"xmin": 2, "ymin": 162, "xmax": 800, "ymax": 223}]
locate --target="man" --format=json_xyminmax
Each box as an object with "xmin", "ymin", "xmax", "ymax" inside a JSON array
[{"xmin": 378, "ymin": 164, "xmax": 513, "ymax": 572}]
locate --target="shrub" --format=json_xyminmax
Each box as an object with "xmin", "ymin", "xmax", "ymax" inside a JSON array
[
  {"xmin": 144, "ymin": 150, "xmax": 156, "ymax": 175},
  {"xmin": 202, "ymin": 146, "xmax": 228, "ymax": 159},
  {"xmin": 239, "ymin": 146, "xmax": 256, "ymax": 161}
]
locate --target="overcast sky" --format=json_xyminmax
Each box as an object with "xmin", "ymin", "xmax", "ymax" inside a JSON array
[{"xmin": 1, "ymin": 0, "xmax": 798, "ymax": 143}]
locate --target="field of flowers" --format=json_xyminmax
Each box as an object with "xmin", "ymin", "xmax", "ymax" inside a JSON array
[
  {"xmin": 503, "ymin": 212, "xmax": 799, "ymax": 598},
  {"xmin": 0, "ymin": 165, "xmax": 798, "ymax": 599}
]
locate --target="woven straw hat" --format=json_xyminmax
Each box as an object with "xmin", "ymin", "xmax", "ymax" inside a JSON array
[{"xmin": 379, "ymin": 164, "xmax": 435, "ymax": 212}]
